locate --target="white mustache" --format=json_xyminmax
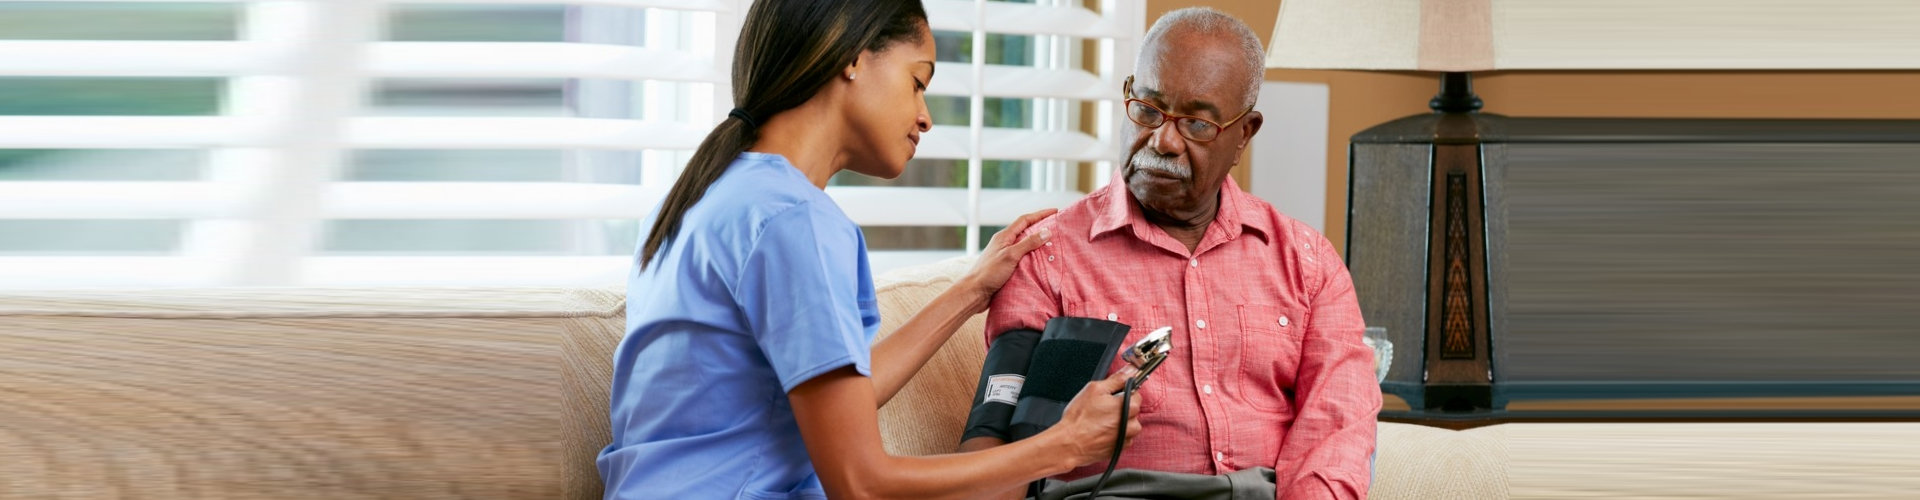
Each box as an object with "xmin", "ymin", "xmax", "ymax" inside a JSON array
[{"xmin": 1129, "ymin": 153, "xmax": 1190, "ymax": 179}]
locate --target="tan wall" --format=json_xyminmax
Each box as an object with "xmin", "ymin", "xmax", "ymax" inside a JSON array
[
  {"xmin": 1475, "ymin": 72, "xmax": 1920, "ymax": 118},
  {"xmin": 1146, "ymin": 0, "xmax": 1920, "ymax": 253}
]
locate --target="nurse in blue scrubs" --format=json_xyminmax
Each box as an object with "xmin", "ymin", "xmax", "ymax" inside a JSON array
[{"xmin": 597, "ymin": 1, "xmax": 1140, "ymax": 499}]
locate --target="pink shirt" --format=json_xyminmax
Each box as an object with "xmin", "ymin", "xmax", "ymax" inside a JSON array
[{"xmin": 985, "ymin": 176, "xmax": 1379, "ymax": 500}]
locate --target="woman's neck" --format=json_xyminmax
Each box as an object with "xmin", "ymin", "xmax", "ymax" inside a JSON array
[{"xmin": 748, "ymin": 102, "xmax": 847, "ymax": 189}]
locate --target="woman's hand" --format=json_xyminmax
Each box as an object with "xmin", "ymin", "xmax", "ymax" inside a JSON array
[
  {"xmin": 1047, "ymin": 369, "xmax": 1143, "ymax": 468},
  {"xmin": 870, "ymin": 208, "xmax": 1055, "ymax": 407},
  {"xmin": 962, "ymin": 208, "xmax": 1056, "ymax": 302}
]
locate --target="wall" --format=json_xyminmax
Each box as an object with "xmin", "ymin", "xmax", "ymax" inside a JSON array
[{"xmin": 1475, "ymin": 72, "xmax": 1920, "ymax": 118}]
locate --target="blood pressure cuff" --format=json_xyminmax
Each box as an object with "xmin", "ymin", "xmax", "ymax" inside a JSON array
[
  {"xmin": 1007, "ymin": 316, "xmax": 1130, "ymax": 442},
  {"xmin": 958, "ymin": 316, "xmax": 1133, "ymax": 446},
  {"xmin": 960, "ymin": 329, "xmax": 1041, "ymax": 443}
]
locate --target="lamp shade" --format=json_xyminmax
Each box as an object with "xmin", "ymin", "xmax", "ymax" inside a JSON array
[{"xmin": 1266, "ymin": 0, "xmax": 1920, "ymax": 71}]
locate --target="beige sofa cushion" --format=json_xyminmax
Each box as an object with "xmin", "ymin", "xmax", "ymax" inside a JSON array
[
  {"xmin": 0, "ymin": 287, "xmax": 625, "ymax": 500},
  {"xmin": 1371, "ymin": 423, "xmax": 1509, "ymax": 500},
  {"xmin": 1506, "ymin": 422, "xmax": 1920, "ymax": 499},
  {"xmin": 870, "ymin": 256, "xmax": 991, "ymax": 456}
]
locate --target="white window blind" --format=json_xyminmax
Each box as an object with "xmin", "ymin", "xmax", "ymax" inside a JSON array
[{"xmin": 0, "ymin": 0, "xmax": 1141, "ymax": 288}]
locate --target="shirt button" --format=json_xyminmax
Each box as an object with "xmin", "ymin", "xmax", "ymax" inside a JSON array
[
  {"xmin": 1216, "ymin": 452, "xmax": 1226, "ymax": 462},
  {"xmin": 1047, "ymin": 255, "xmax": 1055, "ymax": 262},
  {"xmin": 1203, "ymin": 384, "xmax": 1213, "ymax": 394},
  {"xmin": 1279, "ymin": 316, "xmax": 1290, "ymax": 327},
  {"xmin": 1196, "ymin": 319, "xmax": 1207, "ymax": 329},
  {"xmin": 1107, "ymin": 312, "xmax": 1117, "ymax": 321},
  {"xmin": 1189, "ymin": 258, "xmax": 1198, "ymax": 268}
]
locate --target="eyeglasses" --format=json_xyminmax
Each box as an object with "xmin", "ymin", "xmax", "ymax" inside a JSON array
[{"xmin": 1122, "ymin": 75, "xmax": 1253, "ymax": 143}]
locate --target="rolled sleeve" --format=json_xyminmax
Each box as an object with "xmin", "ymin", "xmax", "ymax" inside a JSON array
[
  {"xmin": 983, "ymin": 225, "xmax": 1062, "ymax": 347},
  {"xmin": 733, "ymin": 202, "xmax": 873, "ymax": 393},
  {"xmin": 1273, "ymin": 239, "xmax": 1381, "ymax": 500}
]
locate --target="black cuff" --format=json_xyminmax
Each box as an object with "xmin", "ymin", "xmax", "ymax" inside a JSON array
[{"xmin": 960, "ymin": 329, "xmax": 1041, "ymax": 445}]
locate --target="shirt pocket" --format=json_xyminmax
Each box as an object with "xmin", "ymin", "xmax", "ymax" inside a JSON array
[
  {"xmin": 1234, "ymin": 303, "xmax": 1305, "ymax": 412},
  {"xmin": 1071, "ymin": 301, "xmax": 1168, "ymax": 413}
]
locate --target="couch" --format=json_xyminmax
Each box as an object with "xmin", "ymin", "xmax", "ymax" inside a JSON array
[{"xmin": 5, "ymin": 258, "xmax": 1915, "ymax": 499}]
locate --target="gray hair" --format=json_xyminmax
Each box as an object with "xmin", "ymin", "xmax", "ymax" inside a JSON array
[{"xmin": 1140, "ymin": 7, "xmax": 1265, "ymax": 109}]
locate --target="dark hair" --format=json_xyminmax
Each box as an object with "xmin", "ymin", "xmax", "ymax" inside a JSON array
[{"xmin": 640, "ymin": 0, "xmax": 928, "ymax": 269}]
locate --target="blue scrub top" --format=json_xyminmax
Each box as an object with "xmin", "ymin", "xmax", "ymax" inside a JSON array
[{"xmin": 599, "ymin": 152, "xmax": 879, "ymax": 500}]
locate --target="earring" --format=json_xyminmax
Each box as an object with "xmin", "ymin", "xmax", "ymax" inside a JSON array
[{"xmin": 846, "ymin": 72, "xmax": 857, "ymax": 81}]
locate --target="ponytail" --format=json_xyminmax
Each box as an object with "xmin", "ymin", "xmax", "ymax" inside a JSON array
[{"xmin": 639, "ymin": 113, "xmax": 758, "ymax": 269}]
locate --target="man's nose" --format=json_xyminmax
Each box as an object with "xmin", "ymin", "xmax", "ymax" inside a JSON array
[{"xmin": 1149, "ymin": 120, "xmax": 1184, "ymax": 156}]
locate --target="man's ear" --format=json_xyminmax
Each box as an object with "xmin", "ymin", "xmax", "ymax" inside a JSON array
[{"xmin": 1237, "ymin": 110, "xmax": 1264, "ymax": 149}]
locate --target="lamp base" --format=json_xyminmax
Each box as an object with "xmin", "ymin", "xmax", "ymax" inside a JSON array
[
  {"xmin": 1430, "ymin": 72, "xmax": 1483, "ymax": 114},
  {"xmin": 1425, "ymin": 383, "xmax": 1494, "ymax": 412}
]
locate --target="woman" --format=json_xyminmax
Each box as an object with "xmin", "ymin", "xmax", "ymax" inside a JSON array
[{"xmin": 597, "ymin": 1, "xmax": 1140, "ymax": 499}]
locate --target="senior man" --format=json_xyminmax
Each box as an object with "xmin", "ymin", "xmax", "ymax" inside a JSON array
[{"xmin": 960, "ymin": 8, "xmax": 1379, "ymax": 500}]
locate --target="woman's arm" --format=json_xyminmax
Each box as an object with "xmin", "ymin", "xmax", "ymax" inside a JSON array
[
  {"xmin": 954, "ymin": 436, "xmax": 1025, "ymax": 500},
  {"xmin": 868, "ymin": 208, "xmax": 1054, "ymax": 407},
  {"xmin": 791, "ymin": 366, "xmax": 1138, "ymax": 500}
]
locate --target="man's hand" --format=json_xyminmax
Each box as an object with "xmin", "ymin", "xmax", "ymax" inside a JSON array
[{"xmin": 962, "ymin": 208, "xmax": 1056, "ymax": 303}]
